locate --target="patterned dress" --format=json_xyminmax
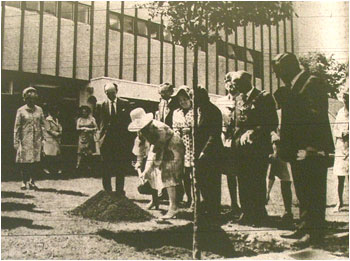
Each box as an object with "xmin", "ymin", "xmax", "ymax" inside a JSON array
[
  {"xmin": 77, "ymin": 116, "xmax": 97, "ymax": 156},
  {"xmin": 14, "ymin": 105, "xmax": 45, "ymax": 163},
  {"xmin": 143, "ymin": 120, "xmax": 185, "ymax": 192},
  {"xmin": 173, "ymin": 108, "xmax": 194, "ymax": 167}
]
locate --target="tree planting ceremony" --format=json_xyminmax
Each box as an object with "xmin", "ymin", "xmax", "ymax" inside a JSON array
[{"xmin": 1, "ymin": 1, "xmax": 349, "ymax": 259}]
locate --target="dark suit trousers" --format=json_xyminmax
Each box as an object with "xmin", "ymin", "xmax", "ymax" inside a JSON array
[
  {"xmin": 237, "ymin": 157, "xmax": 268, "ymax": 220},
  {"xmin": 197, "ymin": 164, "xmax": 221, "ymax": 215},
  {"xmin": 290, "ymin": 158, "xmax": 327, "ymax": 237},
  {"xmin": 100, "ymin": 140, "xmax": 126, "ymax": 194}
]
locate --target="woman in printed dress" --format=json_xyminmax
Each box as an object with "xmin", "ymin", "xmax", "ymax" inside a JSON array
[
  {"xmin": 76, "ymin": 106, "xmax": 98, "ymax": 172},
  {"xmin": 333, "ymin": 83, "xmax": 349, "ymax": 212},
  {"xmin": 128, "ymin": 108, "xmax": 185, "ymax": 219},
  {"xmin": 172, "ymin": 86, "xmax": 194, "ymax": 207},
  {"xmin": 14, "ymin": 87, "xmax": 46, "ymax": 190}
]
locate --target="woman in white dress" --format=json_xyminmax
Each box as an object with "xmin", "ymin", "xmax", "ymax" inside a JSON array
[{"xmin": 333, "ymin": 84, "xmax": 349, "ymax": 212}]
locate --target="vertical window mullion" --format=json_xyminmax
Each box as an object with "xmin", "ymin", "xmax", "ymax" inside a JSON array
[
  {"xmin": 184, "ymin": 45, "xmax": 187, "ymax": 85},
  {"xmin": 89, "ymin": 1, "xmax": 94, "ymax": 79},
  {"xmin": 160, "ymin": 16, "xmax": 164, "ymax": 84},
  {"xmin": 147, "ymin": 19, "xmax": 151, "ymax": 84},
  {"xmin": 73, "ymin": 1, "xmax": 78, "ymax": 78},
  {"xmin": 260, "ymin": 25, "xmax": 264, "ymax": 90},
  {"xmin": 268, "ymin": 24, "xmax": 272, "ymax": 94},
  {"xmin": 38, "ymin": 1, "xmax": 44, "ymax": 74},
  {"xmin": 119, "ymin": 1, "xmax": 124, "ymax": 79},
  {"xmin": 243, "ymin": 25, "xmax": 247, "ymax": 71},
  {"xmin": 234, "ymin": 26, "xmax": 238, "ymax": 70},
  {"xmin": 205, "ymin": 16, "xmax": 209, "ymax": 90},
  {"xmin": 55, "ymin": 1, "xmax": 62, "ymax": 76},
  {"xmin": 133, "ymin": 8, "xmax": 138, "ymax": 81},
  {"xmin": 276, "ymin": 23, "xmax": 280, "ymax": 88},
  {"xmin": 1, "ymin": 2, "xmax": 6, "ymax": 66},
  {"xmin": 19, "ymin": 1, "xmax": 26, "ymax": 72}
]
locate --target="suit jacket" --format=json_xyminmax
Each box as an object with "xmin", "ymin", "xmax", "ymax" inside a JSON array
[
  {"xmin": 232, "ymin": 88, "xmax": 278, "ymax": 159},
  {"xmin": 98, "ymin": 97, "xmax": 131, "ymax": 155},
  {"xmin": 195, "ymin": 101, "xmax": 224, "ymax": 171},
  {"xmin": 274, "ymin": 71, "xmax": 334, "ymax": 162}
]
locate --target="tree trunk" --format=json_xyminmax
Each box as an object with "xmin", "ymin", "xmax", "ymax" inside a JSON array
[{"xmin": 192, "ymin": 44, "xmax": 201, "ymax": 260}]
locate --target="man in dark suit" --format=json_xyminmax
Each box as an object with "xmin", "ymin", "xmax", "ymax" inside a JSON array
[
  {"xmin": 231, "ymin": 71, "xmax": 278, "ymax": 225},
  {"xmin": 272, "ymin": 53, "xmax": 334, "ymax": 246},
  {"xmin": 98, "ymin": 82, "xmax": 131, "ymax": 194},
  {"xmin": 195, "ymin": 86, "xmax": 224, "ymax": 217}
]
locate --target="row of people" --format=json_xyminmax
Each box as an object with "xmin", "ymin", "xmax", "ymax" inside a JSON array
[{"xmin": 13, "ymin": 53, "xmax": 348, "ymax": 244}]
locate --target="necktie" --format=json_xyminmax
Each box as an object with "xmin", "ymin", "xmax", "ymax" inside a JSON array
[
  {"xmin": 242, "ymin": 93, "xmax": 247, "ymax": 102},
  {"xmin": 110, "ymin": 101, "xmax": 116, "ymax": 117}
]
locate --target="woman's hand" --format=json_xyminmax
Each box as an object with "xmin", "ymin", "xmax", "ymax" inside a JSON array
[{"xmin": 182, "ymin": 127, "xmax": 191, "ymax": 135}]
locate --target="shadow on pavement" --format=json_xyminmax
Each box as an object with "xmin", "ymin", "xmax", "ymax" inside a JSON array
[
  {"xmin": 1, "ymin": 191, "xmax": 35, "ymax": 199},
  {"xmin": 2, "ymin": 216, "xmax": 53, "ymax": 230},
  {"xmin": 97, "ymin": 222, "xmax": 236, "ymax": 258},
  {"xmin": 37, "ymin": 188, "xmax": 88, "ymax": 197},
  {"xmin": 2, "ymin": 202, "xmax": 50, "ymax": 214}
]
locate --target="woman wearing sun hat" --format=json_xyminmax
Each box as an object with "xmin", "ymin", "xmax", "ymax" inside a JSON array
[
  {"xmin": 14, "ymin": 87, "xmax": 46, "ymax": 190},
  {"xmin": 128, "ymin": 108, "xmax": 185, "ymax": 219}
]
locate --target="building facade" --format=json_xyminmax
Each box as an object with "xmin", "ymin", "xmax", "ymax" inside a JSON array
[{"xmin": 1, "ymin": 1, "xmax": 295, "ymax": 173}]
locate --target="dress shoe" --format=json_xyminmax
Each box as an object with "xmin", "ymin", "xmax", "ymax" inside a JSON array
[
  {"xmin": 292, "ymin": 233, "xmax": 312, "ymax": 248},
  {"xmin": 235, "ymin": 213, "xmax": 253, "ymax": 225},
  {"xmin": 160, "ymin": 209, "xmax": 178, "ymax": 220},
  {"xmin": 281, "ymin": 212, "xmax": 294, "ymax": 226},
  {"xmin": 281, "ymin": 230, "xmax": 305, "ymax": 239},
  {"xmin": 28, "ymin": 182, "xmax": 39, "ymax": 190},
  {"xmin": 146, "ymin": 200, "xmax": 159, "ymax": 210}
]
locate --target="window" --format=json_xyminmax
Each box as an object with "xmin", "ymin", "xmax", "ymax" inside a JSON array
[
  {"xmin": 25, "ymin": 1, "xmax": 40, "ymax": 11},
  {"xmin": 44, "ymin": 1, "xmax": 57, "ymax": 16},
  {"xmin": 148, "ymin": 22, "xmax": 160, "ymax": 40},
  {"xmin": 5, "ymin": 1, "xmax": 21, "ymax": 8},
  {"xmin": 109, "ymin": 12, "xmax": 120, "ymax": 30},
  {"xmin": 137, "ymin": 20, "xmax": 148, "ymax": 36},
  {"xmin": 61, "ymin": 1, "xmax": 74, "ymax": 20},
  {"xmin": 216, "ymin": 40, "xmax": 226, "ymax": 57},
  {"xmin": 77, "ymin": 3, "xmax": 90, "ymax": 24},
  {"xmin": 124, "ymin": 16, "xmax": 134, "ymax": 34}
]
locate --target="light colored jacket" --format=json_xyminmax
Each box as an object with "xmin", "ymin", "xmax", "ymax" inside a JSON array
[
  {"xmin": 43, "ymin": 115, "xmax": 62, "ymax": 156},
  {"xmin": 14, "ymin": 105, "xmax": 45, "ymax": 163}
]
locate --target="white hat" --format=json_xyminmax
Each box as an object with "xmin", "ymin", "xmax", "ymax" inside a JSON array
[{"xmin": 128, "ymin": 108, "xmax": 153, "ymax": 132}]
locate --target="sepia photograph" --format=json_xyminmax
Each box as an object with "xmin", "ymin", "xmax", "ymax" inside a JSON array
[{"xmin": 1, "ymin": 1, "xmax": 349, "ymax": 259}]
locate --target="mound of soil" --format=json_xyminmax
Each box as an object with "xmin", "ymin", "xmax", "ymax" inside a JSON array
[{"xmin": 71, "ymin": 190, "xmax": 153, "ymax": 223}]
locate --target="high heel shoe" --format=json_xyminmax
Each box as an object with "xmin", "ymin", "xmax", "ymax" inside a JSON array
[
  {"xmin": 146, "ymin": 201, "xmax": 159, "ymax": 210},
  {"xmin": 160, "ymin": 209, "xmax": 178, "ymax": 220}
]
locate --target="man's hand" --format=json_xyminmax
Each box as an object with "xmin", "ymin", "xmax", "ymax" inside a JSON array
[
  {"xmin": 296, "ymin": 147, "xmax": 325, "ymax": 160},
  {"xmin": 271, "ymin": 131, "xmax": 280, "ymax": 143},
  {"xmin": 240, "ymin": 130, "xmax": 254, "ymax": 146}
]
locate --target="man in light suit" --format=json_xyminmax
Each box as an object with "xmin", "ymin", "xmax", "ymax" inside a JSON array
[
  {"xmin": 272, "ymin": 53, "xmax": 334, "ymax": 246},
  {"xmin": 231, "ymin": 71, "xmax": 278, "ymax": 225},
  {"xmin": 216, "ymin": 72, "xmax": 241, "ymax": 217},
  {"xmin": 98, "ymin": 82, "xmax": 132, "ymax": 194}
]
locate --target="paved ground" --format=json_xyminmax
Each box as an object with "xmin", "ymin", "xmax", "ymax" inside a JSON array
[{"xmin": 1, "ymin": 169, "xmax": 349, "ymax": 259}]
